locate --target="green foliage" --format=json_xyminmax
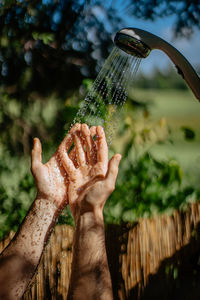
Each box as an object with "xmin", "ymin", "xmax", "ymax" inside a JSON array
[
  {"xmin": 32, "ymin": 32, "xmax": 54, "ymax": 45},
  {"xmin": 0, "ymin": 0, "xmax": 199, "ymax": 240},
  {"xmin": 135, "ymin": 67, "xmax": 189, "ymax": 90},
  {"xmin": 0, "ymin": 146, "xmax": 76, "ymax": 238},
  {"xmin": 58, "ymin": 206, "xmax": 74, "ymax": 227},
  {"xmin": 181, "ymin": 126, "xmax": 196, "ymax": 141},
  {"xmin": 0, "ymin": 0, "xmax": 120, "ymax": 98},
  {"xmin": 103, "ymin": 90, "xmax": 200, "ymax": 224},
  {"xmin": 0, "ymin": 147, "xmax": 35, "ymax": 239},
  {"xmin": 0, "ymin": 75, "xmax": 199, "ymax": 238},
  {"xmin": 127, "ymin": 0, "xmax": 200, "ymax": 37},
  {"xmin": 0, "ymin": 90, "xmax": 79, "ymax": 238},
  {"xmin": 0, "ymin": 88, "xmax": 78, "ymax": 155},
  {"xmin": 104, "ymin": 153, "xmax": 199, "ymax": 224}
]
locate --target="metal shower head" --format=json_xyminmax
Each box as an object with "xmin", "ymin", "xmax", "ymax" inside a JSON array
[{"xmin": 114, "ymin": 28, "xmax": 200, "ymax": 101}]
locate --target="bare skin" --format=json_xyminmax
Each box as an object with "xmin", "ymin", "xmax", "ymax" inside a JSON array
[
  {"xmin": 59, "ymin": 124, "xmax": 108, "ymax": 220},
  {"xmin": 66, "ymin": 124, "xmax": 121, "ymax": 300},
  {"xmin": 0, "ymin": 122, "xmax": 97, "ymax": 300},
  {"xmin": 0, "ymin": 126, "xmax": 76, "ymax": 300},
  {"xmin": 0, "ymin": 123, "xmax": 120, "ymax": 300}
]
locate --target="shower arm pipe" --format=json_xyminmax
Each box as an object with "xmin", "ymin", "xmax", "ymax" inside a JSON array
[
  {"xmin": 116, "ymin": 28, "xmax": 200, "ymax": 102},
  {"xmin": 150, "ymin": 33, "xmax": 200, "ymax": 101}
]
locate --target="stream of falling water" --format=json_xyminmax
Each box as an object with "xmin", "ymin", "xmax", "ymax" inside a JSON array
[
  {"xmin": 71, "ymin": 46, "xmax": 141, "ymax": 144},
  {"xmin": 61, "ymin": 48, "xmax": 141, "ymax": 219}
]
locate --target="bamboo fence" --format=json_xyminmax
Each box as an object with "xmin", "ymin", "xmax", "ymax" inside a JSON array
[{"xmin": 1, "ymin": 203, "xmax": 200, "ymax": 299}]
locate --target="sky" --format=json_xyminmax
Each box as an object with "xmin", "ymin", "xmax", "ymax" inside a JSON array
[
  {"xmin": 92, "ymin": 2, "xmax": 200, "ymax": 76},
  {"xmin": 44, "ymin": 1, "xmax": 200, "ymax": 76},
  {"xmin": 117, "ymin": 14, "xmax": 200, "ymax": 75}
]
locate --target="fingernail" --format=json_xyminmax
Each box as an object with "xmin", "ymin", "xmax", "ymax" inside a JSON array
[
  {"xmin": 97, "ymin": 125, "xmax": 103, "ymax": 134},
  {"xmin": 116, "ymin": 154, "xmax": 122, "ymax": 162},
  {"xmin": 33, "ymin": 137, "xmax": 37, "ymax": 145}
]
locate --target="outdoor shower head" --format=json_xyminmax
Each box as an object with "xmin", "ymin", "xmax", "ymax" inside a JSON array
[{"xmin": 114, "ymin": 28, "xmax": 200, "ymax": 101}]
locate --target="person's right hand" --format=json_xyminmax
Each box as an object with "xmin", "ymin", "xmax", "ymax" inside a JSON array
[
  {"xmin": 76, "ymin": 152, "xmax": 121, "ymax": 220},
  {"xmin": 59, "ymin": 123, "xmax": 121, "ymax": 221}
]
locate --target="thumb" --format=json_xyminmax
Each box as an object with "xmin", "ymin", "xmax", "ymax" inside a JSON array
[
  {"xmin": 31, "ymin": 138, "xmax": 42, "ymax": 173},
  {"xmin": 106, "ymin": 154, "xmax": 122, "ymax": 188}
]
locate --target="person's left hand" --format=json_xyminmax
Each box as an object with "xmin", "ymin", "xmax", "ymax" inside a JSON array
[{"xmin": 31, "ymin": 130, "xmax": 74, "ymax": 210}]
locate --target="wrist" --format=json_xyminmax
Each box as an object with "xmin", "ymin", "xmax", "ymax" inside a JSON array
[
  {"xmin": 36, "ymin": 193, "xmax": 64, "ymax": 213},
  {"xmin": 75, "ymin": 209, "xmax": 104, "ymax": 227},
  {"xmin": 34, "ymin": 196, "xmax": 63, "ymax": 225},
  {"xmin": 33, "ymin": 197, "xmax": 57, "ymax": 218}
]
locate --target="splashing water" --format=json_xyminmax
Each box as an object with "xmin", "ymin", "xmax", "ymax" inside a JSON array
[
  {"xmin": 62, "ymin": 47, "xmax": 141, "ymax": 220},
  {"xmin": 72, "ymin": 46, "xmax": 141, "ymax": 144}
]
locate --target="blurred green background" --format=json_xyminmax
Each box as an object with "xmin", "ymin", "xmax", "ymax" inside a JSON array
[{"xmin": 0, "ymin": 0, "xmax": 200, "ymax": 238}]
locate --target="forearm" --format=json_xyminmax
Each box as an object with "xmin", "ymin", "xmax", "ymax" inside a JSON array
[
  {"xmin": 0, "ymin": 196, "xmax": 60, "ymax": 300},
  {"xmin": 68, "ymin": 210, "xmax": 113, "ymax": 300}
]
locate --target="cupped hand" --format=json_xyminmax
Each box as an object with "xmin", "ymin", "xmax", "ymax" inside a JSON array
[
  {"xmin": 31, "ymin": 131, "xmax": 73, "ymax": 210},
  {"xmin": 79, "ymin": 153, "xmax": 122, "ymax": 217},
  {"xmin": 59, "ymin": 123, "xmax": 121, "ymax": 220}
]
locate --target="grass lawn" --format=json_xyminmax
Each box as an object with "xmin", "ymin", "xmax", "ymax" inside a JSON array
[{"xmin": 129, "ymin": 89, "xmax": 200, "ymax": 189}]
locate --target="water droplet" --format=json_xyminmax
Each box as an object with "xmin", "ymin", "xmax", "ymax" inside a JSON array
[{"xmin": 67, "ymin": 46, "xmax": 141, "ymax": 145}]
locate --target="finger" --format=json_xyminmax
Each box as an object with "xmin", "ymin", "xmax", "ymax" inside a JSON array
[
  {"xmin": 82, "ymin": 123, "xmax": 96, "ymax": 165},
  {"xmin": 68, "ymin": 147, "xmax": 78, "ymax": 168},
  {"xmin": 90, "ymin": 126, "xmax": 97, "ymax": 163},
  {"xmin": 57, "ymin": 123, "xmax": 83, "ymax": 157},
  {"xmin": 90, "ymin": 126, "xmax": 96, "ymax": 137},
  {"xmin": 96, "ymin": 126, "xmax": 108, "ymax": 174},
  {"xmin": 105, "ymin": 154, "xmax": 122, "ymax": 188},
  {"xmin": 69, "ymin": 123, "xmax": 81, "ymax": 135},
  {"xmin": 59, "ymin": 132, "xmax": 73, "ymax": 154},
  {"xmin": 31, "ymin": 138, "xmax": 42, "ymax": 172},
  {"xmin": 74, "ymin": 132, "xmax": 87, "ymax": 167},
  {"xmin": 69, "ymin": 123, "xmax": 87, "ymax": 166},
  {"xmin": 59, "ymin": 150, "xmax": 76, "ymax": 178},
  {"xmin": 58, "ymin": 129, "xmax": 77, "ymax": 176}
]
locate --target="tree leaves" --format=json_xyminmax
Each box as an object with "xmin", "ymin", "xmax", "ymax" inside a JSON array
[
  {"xmin": 181, "ymin": 126, "xmax": 196, "ymax": 141},
  {"xmin": 104, "ymin": 153, "xmax": 199, "ymax": 224},
  {"xmin": 125, "ymin": 0, "xmax": 200, "ymax": 37}
]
